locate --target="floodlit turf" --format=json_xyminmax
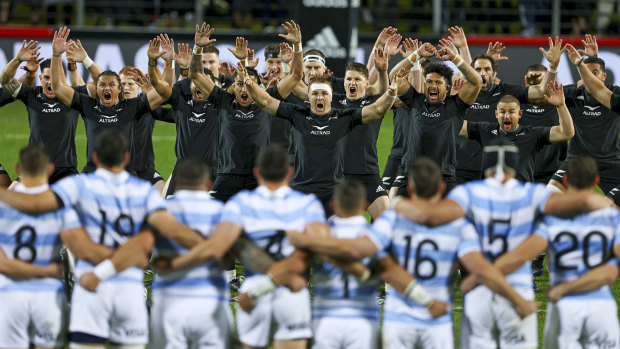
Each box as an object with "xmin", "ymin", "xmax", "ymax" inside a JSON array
[{"xmin": 1, "ymin": 102, "xmax": 619, "ymax": 348}]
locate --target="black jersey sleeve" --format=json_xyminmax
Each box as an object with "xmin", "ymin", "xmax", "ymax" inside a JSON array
[
  {"xmin": 534, "ymin": 126, "xmax": 553, "ymax": 149},
  {"xmin": 15, "ymin": 83, "xmax": 33, "ymax": 104},
  {"xmin": 398, "ymin": 86, "xmax": 418, "ymax": 109},
  {"xmin": 562, "ymin": 85, "xmax": 580, "ymax": 108},
  {"xmin": 610, "ymin": 92, "xmax": 620, "ymax": 114},
  {"xmin": 70, "ymin": 91, "xmax": 94, "ymax": 114},
  {"xmin": 454, "ymin": 95, "xmax": 472, "ymax": 114},
  {"xmin": 467, "ymin": 121, "xmax": 484, "ymax": 143},
  {"xmin": 275, "ymin": 101, "xmax": 302, "ymax": 122},
  {"xmin": 137, "ymin": 94, "xmax": 152, "ymax": 116},
  {"xmin": 150, "ymin": 107, "xmax": 175, "ymax": 123},
  {"xmin": 504, "ymin": 84, "xmax": 530, "ymax": 103}
]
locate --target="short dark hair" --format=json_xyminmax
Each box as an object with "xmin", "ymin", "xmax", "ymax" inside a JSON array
[
  {"xmin": 96, "ymin": 70, "xmax": 121, "ymax": 87},
  {"xmin": 304, "ymin": 49, "xmax": 325, "ymax": 59},
  {"xmin": 526, "ymin": 63, "xmax": 546, "ymax": 73},
  {"xmin": 565, "ymin": 157, "xmax": 598, "ymax": 190},
  {"xmin": 584, "ymin": 56, "xmax": 605, "ymax": 71},
  {"xmin": 93, "ymin": 129, "xmax": 129, "ymax": 167},
  {"xmin": 497, "ymin": 95, "xmax": 521, "ymax": 109},
  {"xmin": 332, "ymin": 179, "xmax": 366, "ymax": 214},
  {"xmin": 264, "ymin": 44, "xmax": 280, "ymax": 59},
  {"xmin": 344, "ymin": 62, "xmax": 369, "ymax": 79},
  {"xmin": 408, "ymin": 157, "xmax": 442, "ymax": 199},
  {"xmin": 472, "ymin": 54, "xmax": 498, "ymax": 73},
  {"xmin": 203, "ymin": 44, "xmax": 219, "ymax": 55},
  {"xmin": 233, "ymin": 66, "xmax": 259, "ymax": 81},
  {"xmin": 18, "ymin": 144, "xmax": 50, "ymax": 176},
  {"xmin": 39, "ymin": 58, "xmax": 65, "ymax": 74},
  {"xmin": 174, "ymin": 157, "xmax": 210, "ymax": 188},
  {"xmin": 257, "ymin": 144, "xmax": 289, "ymax": 182},
  {"xmin": 424, "ymin": 62, "xmax": 453, "ymax": 86}
]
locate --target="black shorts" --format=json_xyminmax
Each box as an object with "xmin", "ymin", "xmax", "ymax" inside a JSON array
[
  {"xmin": 344, "ymin": 173, "xmax": 387, "ymax": 204},
  {"xmin": 552, "ymin": 161, "xmax": 620, "ymax": 195},
  {"xmin": 606, "ymin": 186, "xmax": 620, "ymax": 206},
  {"xmin": 0, "ymin": 162, "xmax": 7, "ymax": 175},
  {"xmin": 82, "ymin": 163, "xmax": 138, "ymax": 177},
  {"xmin": 49, "ymin": 166, "xmax": 78, "ymax": 184},
  {"xmin": 455, "ymin": 169, "xmax": 481, "ymax": 185},
  {"xmin": 396, "ymin": 174, "xmax": 457, "ymax": 198},
  {"xmin": 136, "ymin": 168, "xmax": 164, "ymax": 185},
  {"xmin": 532, "ymin": 170, "xmax": 556, "ymax": 185},
  {"xmin": 210, "ymin": 173, "xmax": 257, "ymax": 203},
  {"xmin": 381, "ymin": 155, "xmax": 402, "ymax": 188},
  {"xmin": 166, "ymin": 160, "xmax": 218, "ymax": 197}
]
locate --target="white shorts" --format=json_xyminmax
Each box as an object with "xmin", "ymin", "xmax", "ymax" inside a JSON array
[
  {"xmin": 312, "ymin": 317, "xmax": 379, "ymax": 349},
  {"xmin": 236, "ymin": 276, "xmax": 312, "ymax": 348},
  {"xmin": 461, "ymin": 285, "xmax": 537, "ymax": 349},
  {"xmin": 150, "ymin": 291, "xmax": 232, "ymax": 349},
  {"xmin": 382, "ymin": 321, "xmax": 453, "ymax": 349},
  {"xmin": 0, "ymin": 290, "xmax": 67, "ymax": 348},
  {"xmin": 547, "ymin": 298, "xmax": 620, "ymax": 349},
  {"xmin": 69, "ymin": 281, "xmax": 148, "ymax": 345}
]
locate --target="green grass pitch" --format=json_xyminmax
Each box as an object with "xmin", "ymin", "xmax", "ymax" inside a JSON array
[{"xmin": 1, "ymin": 102, "xmax": 618, "ymax": 348}]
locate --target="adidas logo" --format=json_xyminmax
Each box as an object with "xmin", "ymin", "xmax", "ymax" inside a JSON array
[
  {"xmin": 306, "ymin": 26, "xmax": 347, "ymax": 59},
  {"xmin": 491, "ymin": 129, "xmax": 498, "ymax": 135},
  {"xmin": 376, "ymin": 186, "xmax": 386, "ymax": 193}
]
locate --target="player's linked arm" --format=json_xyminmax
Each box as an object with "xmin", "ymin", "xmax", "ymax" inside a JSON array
[
  {"xmin": 543, "ymin": 192, "xmax": 613, "ymax": 215},
  {"xmin": 546, "ymin": 264, "xmax": 619, "ymax": 302},
  {"xmin": 0, "ymin": 248, "xmax": 62, "ymax": 279},
  {"xmin": 0, "ymin": 189, "xmax": 59, "ymax": 214},
  {"xmin": 393, "ymin": 197, "xmax": 465, "ymax": 226},
  {"xmin": 147, "ymin": 210, "xmax": 204, "ymax": 250},
  {"xmin": 494, "ymin": 235, "xmax": 548, "ymax": 276},
  {"xmin": 60, "ymin": 227, "xmax": 113, "ymax": 265}
]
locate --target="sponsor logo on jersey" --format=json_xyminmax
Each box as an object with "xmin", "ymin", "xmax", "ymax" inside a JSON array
[
  {"xmin": 234, "ymin": 110, "xmax": 255, "ymax": 119},
  {"xmin": 492, "ymin": 92, "xmax": 501, "ymax": 97},
  {"xmin": 42, "ymin": 101, "xmax": 61, "ymax": 113},
  {"xmin": 470, "ymin": 102, "xmax": 491, "ymax": 110},
  {"xmin": 310, "ymin": 125, "xmax": 330, "ymax": 135},
  {"xmin": 98, "ymin": 114, "xmax": 118, "ymax": 123},
  {"xmin": 577, "ymin": 95, "xmax": 585, "ymax": 100},
  {"xmin": 303, "ymin": 0, "xmax": 349, "ymax": 7},
  {"xmin": 190, "ymin": 112, "xmax": 206, "ymax": 123},
  {"xmin": 491, "ymin": 129, "xmax": 498, "ymax": 135},
  {"xmin": 421, "ymin": 110, "xmax": 441, "ymax": 118},
  {"xmin": 339, "ymin": 99, "xmax": 348, "ymax": 106},
  {"xmin": 525, "ymin": 105, "xmax": 544, "ymax": 114},
  {"xmin": 306, "ymin": 26, "xmax": 347, "ymax": 59},
  {"xmin": 583, "ymin": 105, "xmax": 602, "ymax": 116}
]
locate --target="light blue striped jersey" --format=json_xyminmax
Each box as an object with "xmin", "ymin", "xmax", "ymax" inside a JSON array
[
  {"xmin": 0, "ymin": 183, "xmax": 75, "ymax": 292},
  {"xmin": 367, "ymin": 209, "xmax": 480, "ymax": 325},
  {"xmin": 52, "ymin": 169, "xmax": 166, "ymax": 284},
  {"xmin": 220, "ymin": 185, "xmax": 325, "ymax": 275},
  {"xmin": 153, "ymin": 190, "xmax": 227, "ymax": 300},
  {"xmin": 448, "ymin": 178, "xmax": 550, "ymax": 288},
  {"xmin": 313, "ymin": 215, "xmax": 379, "ymax": 321},
  {"xmin": 536, "ymin": 206, "xmax": 620, "ymax": 301}
]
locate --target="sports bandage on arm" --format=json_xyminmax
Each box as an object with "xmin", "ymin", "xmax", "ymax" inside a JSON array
[
  {"xmin": 248, "ymin": 274, "xmax": 278, "ymax": 299},
  {"xmin": 82, "ymin": 56, "xmax": 94, "ymax": 69},
  {"xmin": 404, "ymin": 279, "xmax": 433, "ymax": 306},
  {"xmin": 92, "ymin": 259, "xmax": 117, "ymax": 281}
]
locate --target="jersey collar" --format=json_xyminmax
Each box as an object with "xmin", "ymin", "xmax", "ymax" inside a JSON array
[
  {"xmin": 13, "ymin": 182, "xmax": 49, "ymax": 194},
  {"xmin": 257, "ymin": 185, "xmax": 291, "ymax": 199},
  {"xmin": 329, "ymin": 215, "xmax": 367, "ymax": 226},
  {"xmin": 94, "ymin": 168, "xmax": 129, "ymax": 183},
  {"xmin": 484, "ymin": 177, "xmax": 519, "ymax": 188},
  {"xmin": 172, "ymin": 189, "xmax": 211, "ymax": 199}
]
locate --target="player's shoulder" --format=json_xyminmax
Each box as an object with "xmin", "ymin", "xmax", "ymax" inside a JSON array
[{"xmin": 167, "ymin": 190, "xmax": 223, "ymax": 212}]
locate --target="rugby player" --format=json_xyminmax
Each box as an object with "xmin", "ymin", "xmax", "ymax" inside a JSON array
[
  {"xmin": 0, "ymin": 145, "xmax": 68, "ymax": 349},
  {"xmin": 548, "ymin": 40, "xmax": 620, "ymax": 195},
  {"xmin": 391, "ymin": 140, "xmax": 612, "ymax": 349},
  {"xmin": 287, "ymin": 157, "xmax": 538, "ymax": 349},
  {"xmin": 0, "ymin": 130, "xmax": 204, "ymax": 347},
  {"xmin": 489, "ymin": 157, "xmax": 619, "ymax": 349},
  {"xmin": 457, "ymin": 82, "xmax": 574, "ymax": 182}
]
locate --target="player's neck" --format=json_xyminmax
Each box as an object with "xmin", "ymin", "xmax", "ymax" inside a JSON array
[
  {"xmin": 335, "ymin": 210, "xmax": 365, "ymax": 218},
  {"xmin": 565, "ymin": 186, "xmax": 597, "ymax": 194},
  {"xmin": 19, "ymin": 175, "xmax": 48, "ymax": 188},
  {"xmin": 263, "ymin": 181, "xmax": 288, "ymax": 191},
  {"xmin": 98, "ymin": 165, "xmax": 125, "ymax": 174}
]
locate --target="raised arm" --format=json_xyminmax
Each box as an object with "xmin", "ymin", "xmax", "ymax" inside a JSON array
[
  {"xmin": 368, "ymin": 42, "xmax": 390, "ymax": 95},
  {"xmin": 436, "ymin": 39, "xmax": 481, "ymax": 104},
  {"xmin": 242, "ymin": 63, "xmax": 281, "ymax": 116},
  {"xmin": 275, "ymin": 21, "xmax": 303, "ymax": 98},
  {"xmin": 448, "ymin": 26, "xmax": 472, "ymax": 65},
  {"xmin": 389, "ymin": 41, "xmax": 435, "ymax": 81},
  {"xmin": 361, "ymin": 65, "xmax": 406, "ymax": 124},
  {"xmin": 17, "ymin": 51, "xmax": 42, "ymax": 87},
  {"xmin": 147, "ymin": 48, "xmax": 172, "ymax": 100},
  {"xmin": 545, "ymin": 80, "xmax": 575, "ymax": 143},
  {"xmin": 175, "ymin": 43, "xmax": 191, "ymax": 82},
  {"xmin": 158, "ymin": 33, "xmax": 176, "ymax": 86},
  {"xmin": 50, "ymin": 27, "xmax": 76, "ymax": 106},
  {"xmin": 143, "ymin": 38, "xmax": 168, "ymax": 109},
  {"xmin": 528, "ymin": 37, "xmax": 564, "ymax": 103},
  {"xmin": 188, "ymin": 22, "xmax": 217, "ymax": 99},
  {"xmin": 565, "ymin": 43, "xmax": 612, "ymax": 109},
  {"xmin": 66, "ymin": 39, "xmax": 101, "ymax": 96},
  {"xmin": 1, "ymin": 40, "xmax": 40, "ymax": 96},
  {"xmin": 367, "ymin": 27, "xmax": 397, "ymax": 84}
]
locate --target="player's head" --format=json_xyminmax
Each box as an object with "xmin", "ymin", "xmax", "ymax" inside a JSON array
[
  {"xmin": 233, "ymin": 67, "xmax": 259, "ymax": 107},
  {"xmin": 563, "ymin": 156, "xmax": 599, "ymax": 190},
  {"xmin": 264, "ymin": 44, "xmax": 284, "ymax": 79},
  {"xmin": 92, "ymin": 129, "xmax": 130, "ymax": 169},
  {"xmin": 472, "ymin": 54, "xmax": 498, "ymax": 91},
  {"xmin": 16, "ymin": 144, "xmax": 54, "ymax": 181},
  {"xmin": 482, "ymin": 138, "xmax": 519, "ymax": 182},
  {"xmin": 344, "ymin": 63, "xmax": 369, "ymax": 101},
  {"xmin": 202, "ymin": 44, "xmax": 220, "ymax": 78},
  {"xmin": 583, "ymin": 57, "xmax": 606, "ymax": 82},
  {"xmin": 407, "ymin": 157, "xmax": 445, "ymax": 199},
  {"xmin": 423, "ymin": 62, "xmax": 452, "ymax": 105},
  {"xmin": 524, "ymin": 64, "xmax": 546, "ymax": 86},
  {"xmin": 39, "ymin": 58, "xmax": 62, "ymax": 99},
  {"xmin": 190, "ymin": 68, "xmax": 216, "ymax": 102},
  {"xmin": 119, "ymin": 66, "xmax": 142, "ymax": 99},
  {"xmin": 254, "ymin": 144, "xmax": 292, "ymax": 184},
  {"xmin": 495, "ymin": 95, "xmax": 522, "ymax": 133},
  {"xmin": 331, "ymin": 179, "xmax": 366, "ymax": 217},
  {"xmin": 174, "ymin": 157, "xmax": 212, "ymax": 192},
  {"xmin": 303, "ymin": 49, "xmax": 326, "ymax": 81},
  {"xmin": 308, "ymin": 76, "xmax": 333, "ymax": 116},
  {"xmin": 95, "ymin": 70, "xmax": 122, "ymax": 107}
]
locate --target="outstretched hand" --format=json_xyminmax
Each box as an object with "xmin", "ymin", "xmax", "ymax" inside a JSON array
[
  {"xmin": 279, "ymin": 43, "xmax": 293, "ymax": 64},
  {"xmin": 278, "ymin": 20, "xmax": 301, "ymax": 44},
  {"xmin": 228, "ymin": 37, "xmax": 249, "ymax": 61},
  {"xmin": 16, "ymin": 40, "xmax": 40, "ymax": 62},
  {"xmin": 384, "ymin": 34, "xmax": 402, "ymax": 58},
  {"xmin": 401, "ymin": 38, "xmax": 420, "ymax": 58},
  {"xmin": 436, "ymin": 39, "xmax": 458, "ymax": 61},
  {"xmin": 579, "ymin": 34, "xmax": 598, "ymax": 57},
  {"xmin": 158, "ymin": 33, "xmax": 175, "ymax": 62},
  {"xmin": 175, "ymin": 43, "xmax": 190, "ymax": 68},
  {"xmin": 52, "ymin": 26, "xmax": 70, "ymax": 54},
  {"xmin": 544, "ymin": 80, "xmax": 565, "ymax": 107},
  {"xmin": 564, "ymin": 44, "xmax": 585, "ymax": 66},
  {"xmin": 486, "ymin": 41, "xmax": 508, "ymax": 61},
  {"xmin": 540, "ymin": 36, "xmax": 565, "ymax": 67},
  {"xmin": 374, "ymin": 48, "xmax": 388, "ymax": 72},
  {"xmin": 194, "ymin": 22, "xmax": 216, "ymax": 47},
  {"xmin": 147, "ymin": 38, "xmax": 167, "ymax": 60},
  {"xmin": 448, "ymin": 26, "xmax": 468, "ymax": 48},
  {"xmin": 66, "ymin": 39, "xmax": 88, "ymax": 63}
]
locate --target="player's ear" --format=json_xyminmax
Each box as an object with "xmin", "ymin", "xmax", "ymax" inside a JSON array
[
  {"xmin": 329, "ymin": 200, "xmax": 336, "ymax": 213},
  {"xmin": 407, "ymin": 184, "xmax": 414, "ymax": 197},
  {"xmin": 362, "ymin": 200, "xmax": 369, "ymax": 211},
  {"xmin": 286, "ymin": 166, "xmax": 294, "ymax": 180},
  {"xmin": 593, "ymin": 175, "xmax": 600, "ymax": 189},
  {"xmin": 205, "ymin": 179, "xmax": 213, "ymax": 191},
  {"xmin": 518, "ymin": 109, "xmax": 523, "ymax": 118},
  {"xmin": 14, "ymin": 163, "xmax": 20, "ymax": 176},
  {"xmin": 562, "ymin": 173, "xmax": 569, "ymax": 189},
  {"xmin": 47, "ymin": 163, "xmax": 55, "ymax": 177},
  {"xmin": 438, "ymin": 181, "xmax": 446, "ymax": 196},
  {"xmin": 92, "ymin": 152, "xmax": 100, "ymax": 167},
  {"xmin": 123, "ymin": 152, "xmax": 130, "ymax": 167}
]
